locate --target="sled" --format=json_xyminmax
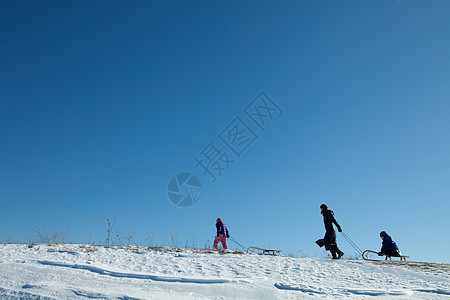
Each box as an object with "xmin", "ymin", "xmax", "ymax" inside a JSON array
[
  {"xmin": 247, "ymin": 246, "xmax": 282, "ymax": 255},
  {"xmin": 362, "ymin": 250, "xmax": 409, "ymax": 262}
]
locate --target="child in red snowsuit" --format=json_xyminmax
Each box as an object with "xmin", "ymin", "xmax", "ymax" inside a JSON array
[{"xmin": 213, "ymin": 218, "xmax": 229, "ymax": 249}]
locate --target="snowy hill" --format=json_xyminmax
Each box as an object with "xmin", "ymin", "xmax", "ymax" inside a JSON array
[{"xmin": 0, "ymin": 244, "xmax": 449, "ymax": 299}]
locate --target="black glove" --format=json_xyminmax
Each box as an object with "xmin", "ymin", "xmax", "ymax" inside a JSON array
[
  {"xmin": 337, "ymin": 226, "xmax": 342, "ymax": 232},
  {"xmin": 226, "ymin": 233, "xmax": 230, "ymax": 238},
  {"xmin": 377, "ymin": 252, "xmax": 383, "ymax": 256}
]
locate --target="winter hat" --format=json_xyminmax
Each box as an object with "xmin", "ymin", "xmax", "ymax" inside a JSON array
[
  {"xmin": 380, "ymin": 231, "xmax": 387, "ymax": 237},
  {"xmin": 216, "ymin": 218, "xmax": 222, "ymax": 223},
  {"xmin": 320, "ymin": 204, "xmax": 328, "ymax": 210}
]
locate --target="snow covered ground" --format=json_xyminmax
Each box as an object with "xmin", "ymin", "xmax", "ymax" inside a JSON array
[{"xmin": 0, "ymin": 244, "xmax": 449, "ymax": 299}]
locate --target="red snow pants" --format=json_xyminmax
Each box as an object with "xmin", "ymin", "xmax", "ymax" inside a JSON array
[{"xmin": 213, "ymin": 235, "xmax": 228, "ymax": 249}]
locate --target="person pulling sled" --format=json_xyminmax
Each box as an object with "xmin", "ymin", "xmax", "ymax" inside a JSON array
[
  {"xmin": 316, "ymin": 204, "xmax": 344, "ymax": 259},
  {"xmin": 213, "ymin": 218, "xmax": 229, "ymax": 249}
]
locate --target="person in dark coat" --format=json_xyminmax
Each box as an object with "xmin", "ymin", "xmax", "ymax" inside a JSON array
[
  {"xmin": 378, "ymin": 231, "xmax": 401, "ymax": 257},
  {"xmin": 213, "ymin": 218, "xmax": 229, "ymax": 249},
  {"xmin": 319, "ymin": 204, "xmax": 344, "ymax": 259}
]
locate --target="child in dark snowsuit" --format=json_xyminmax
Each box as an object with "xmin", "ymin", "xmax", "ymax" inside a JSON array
[
  {"xmin": 378, "ymin": 231, "xmax": 401, "ymax": 257},
  {"xmin": 319, "ymin": 204, "xmax": 344, "ymax": 259},
  {"xmin": 213, "ymin": 218, "xmax": 229, "ymax": 249}
]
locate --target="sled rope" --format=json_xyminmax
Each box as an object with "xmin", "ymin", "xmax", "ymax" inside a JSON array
[
  {"xmin": 340, "ymin": 232, "xmax": 363, "ymax": 256},
  {"xmin": 228, "ymin": 236, "xmax": 247, "ymax": 252}
]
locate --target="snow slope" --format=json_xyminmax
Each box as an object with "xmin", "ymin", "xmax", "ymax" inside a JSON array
[{"xmin": 0, "ymin": 244, "xmax": 449, "ymax": 299}]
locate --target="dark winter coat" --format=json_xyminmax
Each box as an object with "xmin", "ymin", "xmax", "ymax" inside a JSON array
[
  {"xmin": 324, "ymin": 231, "xmax": 337, "ymax": 251},
  {"xmin": 380, "ymin": 234, "xmax": 399, "ymax": 255},
  {"xmin": 216, "ymin": 221, "xmax": 229, "ymax": 237},
  {"xmin": 322, "ymin": 209, "xmax": 341, "ymax": 233},
  {"xmin": 322, "ymin": 209, "xmax": 341, "ymax": 251}
]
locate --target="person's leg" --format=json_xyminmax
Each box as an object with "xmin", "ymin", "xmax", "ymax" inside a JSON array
[
  {"xmin": 386, "ymin": 249, "xmax": 401, "ymax": 257},
  {"xmin": 324, "ymin": 231, "xmax": 337, "ymax": 256},
  {"xmin": 336, "ymin": 246, "xmax": 344, "ymax": 259},
  {"xmin": 213, "ymin": 236, "xmax": 220, "ymax": 249},
  {"xmin": 221, "ymin": 236, "xmax": 228, "ymax": 249}
]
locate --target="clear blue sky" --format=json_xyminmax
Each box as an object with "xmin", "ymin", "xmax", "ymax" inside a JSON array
[{"xmin": 1, "ymin": 1, "xmax": 449, "ymax": 263}]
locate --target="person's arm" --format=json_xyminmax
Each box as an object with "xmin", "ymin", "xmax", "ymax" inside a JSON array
[
  {"xmin": 331, "ymin": 213, "xmax": 342, "ymax": 232},
  {"xmin": 380, "ymin": 237, "xmax": 389, "ymax": 254},
  {"xmin": 384, "ymin": 236, "xmax": 394, "ymax": 252},
  {"xmin": 226, "ymin": 228, "xmax": 229, "ymax": 238},
  {"xmin": 216, "ymin": 223, "xmax": 220, "ymax": 237}
]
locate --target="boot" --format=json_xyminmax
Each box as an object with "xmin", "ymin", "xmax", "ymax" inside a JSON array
[
  {"xmin": 336, "ymin": 249, "xmax": 344, "ymax": 259},
  {"xmin": 331, "ymin": 250, "xmax": 338, "ymax": 259}
]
